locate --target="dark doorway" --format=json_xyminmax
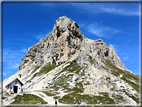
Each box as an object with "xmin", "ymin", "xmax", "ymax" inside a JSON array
[{"xmin": 13, "ymin": 86, "xmax": 18, "ymax": 93}]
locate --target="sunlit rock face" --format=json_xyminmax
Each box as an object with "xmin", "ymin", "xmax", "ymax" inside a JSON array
[
  {"xmin": 19, "ymin": 16, "xmax": 128, "ymax": 72},
  {"xmin": 19, "ymin": 16, "xmax": 83, "ymax": 70}
]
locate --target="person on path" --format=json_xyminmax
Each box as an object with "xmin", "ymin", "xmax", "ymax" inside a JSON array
[
  {"xmin": 79, "ymin": 99, "xmax": 81, "ymax": 104},
  {"xmin": 76, "ymin": 100, "xmax": 78, "ymax": 104},
  {"xmin": 55, "ymin": 99, "xmax": 57, "ymax": 106},
  {"xmin": 77, "ymin": 99, "xmax": 81, "ymax": 105}
]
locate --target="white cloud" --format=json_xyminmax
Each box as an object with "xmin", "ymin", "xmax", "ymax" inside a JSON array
[
  {"xmin": 21, "ymin": 48, "xmax": 27, "ymax": 53},
  {"xmin": 3, "ymin": 71, "xmax": 13, "ymax": 76},
  {"xmin": 122, "ymin": 55, "xmax": 129, "ymax": 61},
  {"xmin": 34, "ymin": 31, "xmax": 51, "ymax": 40},
  {"xmin": 8, "ymin": 62, "xmax": 19, "ymax": 69},
  {"xmin": 99, "ymin": 4, "xmax": 139, "ymax": 16},
  {"xmin": 3, "ymin": 48, "xmax": 27, "ymax": 70},
  {"xmin": 87, "ymin": 23, "xmax": 121, "ymax": 38},
  {"xmin": 35, "ymin": 34, "xmax": 46, "ymax": 40},
  {"xmin": 3, "ymin": 47, "xmax": 30, "ymax": 79},
  {"xmin": 78, "ymin": 23, "xmax": 86, "ymax": 28},
  {"xmin": 69, "ymin": 3, "xmax": 139, "ymax": 16}
]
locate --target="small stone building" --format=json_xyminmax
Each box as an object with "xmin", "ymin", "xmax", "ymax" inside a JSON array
[{"xmin": 5, "ymin": 78, "xmax": 23, "ymax": 94}]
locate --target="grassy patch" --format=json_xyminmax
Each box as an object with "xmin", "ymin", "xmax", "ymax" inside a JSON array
[
  {"xmin": 112, "ymin": 93, "xmax": 126, "ymax": 103},
  {"xmin": 5, "ymin": 94, "xmax": 11, "ymax": 96},
  {"xmin": 42, "ymin": 91, "xmax": 55, "ymax": 96},
  {"xmin": 49, "ymin": 59, "xmax": 83, "ymax": 91},
  {"xmin": 31, "ymin": 65, "xmax": 40, "ymax": 74},
  {"xmin": 39, "ymin": 62, "xmax": 58, "ymax": 75},
  {"xmin": 89, "ymin": 56, "xmax": 94, "ymax": 65},
  {"xmin": 31, "ymin": 73, "xmax": 38, "ymax": 80},
  {"xmin": 70, "ymin": 82, "xmax": 84, "ymax": 93},
  {"xmin": 54, "ymin": 59, "xmax": 80, "ymax": 77},
  {"xmin": 123, "ymin": 90, "xmax": 139, "ymax": 104},
  {"xmin": 104, "ymin": 60, "xmax": 124, "ymax": 77},
  {"xmin": 58, "ymin": 93, "xmax": 76, "ymax": 104},
  {"xmin": 121, "ymin": 72, "xmax": 140, "ymax": 93},
  {"xmin": 101, "ymin": 65, "xmax": 109, "ymax": 71},
  {"xmin": 84, "ymin": 81, "xmax": 91, "ymax": 85},
  {"xmin": 106, "ymin": 77, "xmax": 111, "ymax": 80},
  {"xmin": 53, "ymin": 96, "xmax": 60, "ymax": 100},
  {"xmin": 11, "ymin": 94, "xmax": 47, "ymax": 104},
  {"xmin": 49, "ymin": 75, "xmax": 84, "ymax": 93},
  {"xmin": 97, "ymin": 92, "xmax": 115, "ymax": 104},
  {"xmin": 121, "ymin": 76, "xmax": 139, "ymax": 93},
  {"xmin": 89, "ymin": 56, "xmax": 98, "ymax": 65},
  {"xmin": 58, "ymin": 92, "xmax": 115, "ymax": 104},
  {"xmin": 104, "ymin": 59, "xmax": 140, "ymax": 93},
  {"xmin": 26, "ymin": 80, "xmax": 31, "ymax": 83},
  {"xmin": 31, "ymin": 63, "xmax": 58, "ymax": 80}
]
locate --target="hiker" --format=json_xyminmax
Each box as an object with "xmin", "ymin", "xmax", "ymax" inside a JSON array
[
  {"xmin": 55, "ymin": 99, "xmax": 57, "ymax": 106},
  {"xmin": 78, "ymin": 99, "xmax": 81, "ymax": 105},
  {"xmin": 21, "ymin": 88, "xmax": 23, "ymax": 93}
]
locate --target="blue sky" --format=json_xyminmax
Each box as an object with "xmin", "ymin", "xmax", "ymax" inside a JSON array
[{"xmin": 2, "ymin": 3, "xmax": 140, "ymax": 80}]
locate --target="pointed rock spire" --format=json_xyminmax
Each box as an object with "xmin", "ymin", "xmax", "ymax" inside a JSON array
[{"xmin": 108, "ymin": 44, "xmax": 126, "ymax": 70}]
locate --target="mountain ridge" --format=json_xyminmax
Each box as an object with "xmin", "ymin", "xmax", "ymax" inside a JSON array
[
  {"xmin": 19, "ymin": 16, "xmax": 131, "ymax": 73},
  {"xmin": 2, "ymin": 16, "xmax": 140, "ymax": 106}
]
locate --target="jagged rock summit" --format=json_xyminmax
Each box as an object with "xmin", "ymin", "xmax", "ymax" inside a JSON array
[
  {"xmin": 2, "ymin": 16, "xmax": 140, "ymax": 105},
  {"xmin": 19, "ymin": 16, "xmax": 129, "ymax": 73},
  {"xmin": 19, "ymin": 16, "xmax": 84, "ymax": 70}
]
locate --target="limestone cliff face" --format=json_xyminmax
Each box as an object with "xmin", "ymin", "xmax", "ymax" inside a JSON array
[
  {"xmin": 19, "ymin": 16, "xmax": 83, "ymax": 70},
  {"xmin": 51, "ymin": 16, "xmax": 83, "ymax": 65},
  {"xmin": 108, "ymin": 44, "xmax": 127, "ymax": 71},
  {"xmin": 19, "ymin": 16, "xmax": 130, "ymax": 73}
]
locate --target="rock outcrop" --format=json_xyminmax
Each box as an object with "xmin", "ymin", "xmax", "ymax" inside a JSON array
[
  {"xmin": 19, "ymin": 16, "xmax": 130, "ymax": 73},
  {"xmin": 51, "ymin": 16, "xmax": 83, "ymax": 65},
  {"xmin": 19, "ymin": 16, "xmax": 83, "ymax": 70},
  {"xmin": 108, "ymin": 44, "xmax": 126, "ymax": 70}
]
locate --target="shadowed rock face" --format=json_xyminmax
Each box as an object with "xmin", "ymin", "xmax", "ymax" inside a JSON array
[{"xmin": 19, "ymin": 16, "xmax": 129, "ymax": 72}]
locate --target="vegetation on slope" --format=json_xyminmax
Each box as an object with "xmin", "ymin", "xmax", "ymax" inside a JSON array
[
  {"xmin": 42, "ymin": 90, "xmax": 59, "ymax": 96},
  {"xmin": 11, "ymin": 94, "xmax": 47, "ymax": 104},
  {"xmin": 31, "ymin": 65, "xmax": 40, "ymax": 74},
  {"xmin": 39, "ymin": 62, "xmax": 58, "ymax": 75},
  {"xmin": 104, "ymin": 59, "xmax": 140, "ymax": 93},
  {"xmin": 101, "ymin": 59, "xmax": 140, "ymax": 104},
  {"xmin": 58, "ymin": 92, "xmax": 115, "ymax": 104},
  {"xmin": 31, "ymin": 62, "xmax": 58, "ymax": 80},
  {"xmin": 122, "ymin": 90, "xmax": 140, "ymax": 104},
  {"xmin": 89, "ymin": 56, "xmax": 98, "ymax": 65},
  {"xmin": 47, "ymin": 58, "xmax": 140, "ymax": 104},
  {"xmin": 48, "ymin": 59, "xmax": 83, "ymax": 92},
  {"xmin": 111, "ymin": 93, "xmax": 126, "ymax": 103}
]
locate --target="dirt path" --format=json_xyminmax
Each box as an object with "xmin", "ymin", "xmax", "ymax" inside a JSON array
[{"xmin": 29, "ymin": 91, "xmax": 69, "ymax": 106}]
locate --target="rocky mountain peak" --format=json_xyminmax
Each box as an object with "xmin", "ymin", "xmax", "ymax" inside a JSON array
[
  {"xmin": 19, "ymin": 16, "xmax": 84, "ymax": 70},
  {"xmin": 52, "ymin": 16, "xmax": 83, "ymax": 41},
  {"xmin": 19, "ymin": 16, "xmax": 129, "ymax": 73},
  {"xmin": 108, "ymin": 44, "xmax": 113, "ymax": 47}
]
